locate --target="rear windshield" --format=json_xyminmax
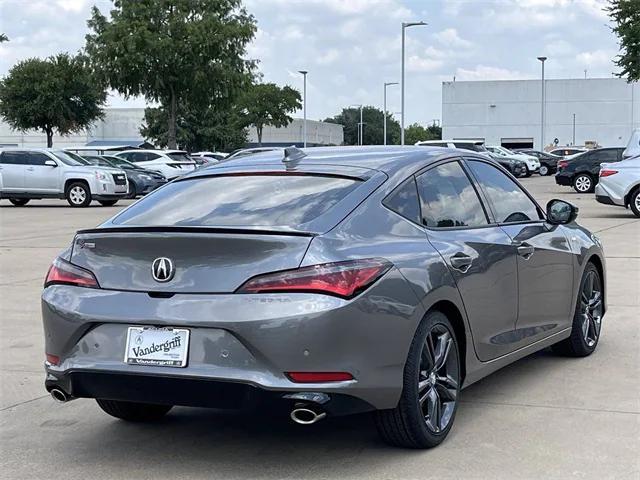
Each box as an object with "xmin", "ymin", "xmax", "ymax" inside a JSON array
[
  {"xmin": 112, "ymin": 174, "xmax": 362, "ymax": 229},
  {"xmin": 453, "ymin": 143, "xmax": 487, "ymax": 152},
  {"xmin": 167, "ymin": 152, "xmax": 192, "ymax": 162}
]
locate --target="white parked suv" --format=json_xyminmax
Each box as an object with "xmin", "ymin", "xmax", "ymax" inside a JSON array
[
  {"xmin": 415, "ymin": 139, "xmax": 491, "ymax": 157},
  {"xmin": 0, "ymin": 148, "xmax": 128, "ymax": 207},
  {"xmin": 595, "ymin": 156, "xmax": 640, "ymax": 217},
  {"xmin": 113, "ymin": 150, "xmax": 196, "ymax": 179},
  {"xmin": 485, "ymin": 146, "xmax": 540, "ymax": 176}
]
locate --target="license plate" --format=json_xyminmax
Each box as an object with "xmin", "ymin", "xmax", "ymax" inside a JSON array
[{"xmin": 125, "ymin": 327, "xmax": 189, "ymax": 367}]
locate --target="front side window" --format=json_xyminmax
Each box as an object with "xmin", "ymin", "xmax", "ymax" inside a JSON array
[
  {"xmin": 467, "ymin": 160, "xmax": 541, "ymax": 224},
  {"xmin": 416, "ymin": 161, "xmax": 488, "ymax": 228},
  {"xmin": 28, "ymin": 152, "xmax": 53, "ymax": 166}
]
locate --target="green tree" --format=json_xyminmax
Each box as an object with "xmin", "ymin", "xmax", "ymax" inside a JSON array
[
  {"xmin": 85, "ymin": 0, "xmax": 256, "ymax": 149},
  {"xmin": 607, "ymin": 0, "xmax": 640, "ymax": 81},
  {"xmin": 325, "ymin": 106, "xmax": 400, "ymax": 145},
  {"xmin": 0, "ymin": 53, "xmax": 106, "ymax": 147},
  {"xmin": 141, "ymin": 103, "xmax": 247, "ymax": 152},
  {"xmin": 403, "ymin": 122, "xmax": 441, "ymax": 145},
  {"xmin": 238, "ymin": 83, "xmax": 301, "ymax": 146},
  {"xmin": 0, "ymin": 33, "xmax": 8, "ymax": 43}
]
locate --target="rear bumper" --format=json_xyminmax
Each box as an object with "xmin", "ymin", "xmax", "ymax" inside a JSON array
[
  {"xmin": 555, "ymin": 174, "xmax": 572, "ymax": 186},
  {"xmin": 595, "ymin": 183, "xmax": 625, "ymax": 206},
  {"xmin": 41, "ymin": 272, "xmax": 421, "ymax": 411}
]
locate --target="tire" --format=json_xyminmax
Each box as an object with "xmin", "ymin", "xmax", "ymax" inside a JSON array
[
  {"xmin": 96, "ymin": 399, "xmax": 172, "ymax": 422},
  {"xmin": 524, "ymin": 170, "xmax": 532, "ymax": 177},
  {"xmin": 8, "ymin": 198, "xmax": 30, "ymax": 206},
  {"xmin": 552, "ymin": 263, "xmax": 603, "ymax": 357},
  {"xmin": 539, "ymin": 164, "xmax": 550, "ymax": 176},
  {"xmin": 630, "ymin": 188, "xmax": 640, "ymax": 218},
  {"xmin": 573, "ymin": 174, "xmax": 594, "ymax": 193},
  {"xmin": 375, "ymin": 311, "xmax": 461, "ymax": 449},
  {"xmin": 65, "ymin": 182, "xmax": 91, "ymax": 207},
  {"xmin": 125, "ymin": 181, "xmax": 137, "ymax": 199},
  {"xmin": 98, "ymin": 200, "xmax": 118, "ymax": 207}
]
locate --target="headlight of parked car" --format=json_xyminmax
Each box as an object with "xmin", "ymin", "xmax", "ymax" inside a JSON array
[
  {"xmin": 95, "ymin": 170, "xmax": 108, "ymax": 181},
  {"xmin": 138, "ymin": 174, "xmax": 152, "ymax": 181}
]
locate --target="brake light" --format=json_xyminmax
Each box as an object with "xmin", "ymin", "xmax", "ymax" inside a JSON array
[
  {"xmin": 45, "ymin": 257, "xmax": 99, "ymax": 289},
  {"xmin": 599, "ymin": 169, "xmax": 618, "ymax": 178},
  {"xmin": 46, "ymin": 354, "xmax": 60, "ymax": 365},
  {"xmin": 558, "ymin": 160, "xmax": 568, "ymax": 169},
  {"xmin": 237, "ymin": 258, "xmax": 392, "ymax": 299},
  {"xmin": 287, "ymin": 372, "xmax": 354, "ymax": 383}
]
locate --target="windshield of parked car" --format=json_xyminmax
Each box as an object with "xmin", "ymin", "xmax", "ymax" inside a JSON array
[
  {"xmin": 166, "ymin": 152, "xmax": 192, "ymax": 162},
  {"xmin": 112, "ymin": 174, "xmax": 362, "ymax": 229},
  {"xmin": 52, "ymin": 150, "xmax": 90, "ymax": 166},
  {"xmin": 103, "ymin": 156, "xmax": 137, "ymax": 169},
  {"xmin": 83, "ymin": 156, "xmax": 115, "ymax": 168}
]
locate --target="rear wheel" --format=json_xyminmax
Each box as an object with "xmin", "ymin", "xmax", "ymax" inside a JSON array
[
  {"xmin": 375, "ymin": 311, "xmax": 461, "ymax": 448},
  {"xmin": 539, "ymin": 164, "xmax": 550, "ymax": 176},
  {"xmin": 8, "ymin": 198, "xmax": 30, "ymax": 206},
  {"xmin": 573, "ymin": 174, "xmax": 594, "ymax": 193},
  {"xmin": 66, "ymin": 182, "xmax": 91, "ymax": 207},
  {"xmin": 552, "ymin": 263, "xmax": 603, "ymax": 357},
  {"xmin": 98, "ymin": 200, "xmax": 118, "ymax": 207},
  {"xmin": 96, "ymin": 399, "xmax": 172, "ymax": 422},
  {"xmin": 630, "ymin": 188, "xmax": 640, "ymax": 218}
]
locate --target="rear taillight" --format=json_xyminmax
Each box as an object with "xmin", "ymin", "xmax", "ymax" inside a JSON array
[
  {"xmin": 237, "ymin": 258, "xmax": 392, "ymax": 299},
  {"xmin": 600, "ymin": 169, "xmax": 618, "ymax": 178},
  {"xmin": 558, "ymin": 160, "xmax": 568, "ymax": 169},
  {"xmin": 44, "ymin": 257, "xmax": 99, "ymax": 289}
]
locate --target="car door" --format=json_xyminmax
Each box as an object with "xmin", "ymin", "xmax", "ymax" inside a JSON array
[
  {"xmin": 0, "ymin": 151, "xmax": 28, "ymax": 191},
  {"xmin": 464, "ymin": 158, "xmax": 575, "ymax": 346},
  {"xmin": 25, "ymin": 152, "xmax": 60, "ymax": 193},
  {"xmin": 415, "ymin": 159, "xmax": 520, "ymax": 361}
]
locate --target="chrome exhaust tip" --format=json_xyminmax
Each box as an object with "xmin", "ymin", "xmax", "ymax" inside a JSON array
[
  {"xmin": 290, "ymin": 407, "xmax": 327, "ymax": 425},
  {"xmin": 50, "ymin": 388, "xmax": 69, "ymax": 403}
]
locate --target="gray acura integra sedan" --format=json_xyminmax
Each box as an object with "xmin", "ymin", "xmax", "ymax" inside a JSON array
[{"xmin": 42, "ymin": 146, "xmax": 606, "ymax": 448}]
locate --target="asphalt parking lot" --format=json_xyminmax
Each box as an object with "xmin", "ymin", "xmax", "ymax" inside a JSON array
[{"xmin": 0, "ymin": 175, "xmax": 638, "ymax": 480}]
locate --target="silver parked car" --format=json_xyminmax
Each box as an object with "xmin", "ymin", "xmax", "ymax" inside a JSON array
[
  {"xmin": 595, "ymin": 156, "xmax": 640, "ymax": 217},
  {"xmin": 42, "ymin": 146, "xmax": 606, "ymax": 448},
  {"xmin": 0, "ymin": 148, "xmax": 127, "ymax": 207}
]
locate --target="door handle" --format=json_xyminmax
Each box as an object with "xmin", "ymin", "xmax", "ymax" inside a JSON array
[
  {"xmin": 450, "ymin": 254, "xmax": 472, "ymax": 273},
  {"xmin": 516, "ymin": 244, "xmax": 535, "ymax": 259}
]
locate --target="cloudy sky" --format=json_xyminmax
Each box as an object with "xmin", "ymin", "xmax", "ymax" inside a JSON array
[{"xmin": 0, "ymin": 0, "xmax": 621, "ymax": 125}]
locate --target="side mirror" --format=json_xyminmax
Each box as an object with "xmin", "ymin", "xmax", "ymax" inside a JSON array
[
  {"xmin": 44, "ymin": 160, "xmax": 57, "ymax": 167},
  {"xmin": 546, "ymin": 199, "xmax": 578, "ymax": 225}
]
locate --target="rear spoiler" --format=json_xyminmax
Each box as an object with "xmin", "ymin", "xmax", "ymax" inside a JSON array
[{"xmin": 75, "ymin": 225, "xmax": 317, "ymax": 238}]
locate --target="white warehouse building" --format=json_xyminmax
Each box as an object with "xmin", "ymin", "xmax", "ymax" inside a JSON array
[
  {"xmin": 442, "ymin": 78, "xmax": 639, "ymax": 150},
  {"xmin": 0, "ymin": 108, "xmax": 343, "ymax": 149}
]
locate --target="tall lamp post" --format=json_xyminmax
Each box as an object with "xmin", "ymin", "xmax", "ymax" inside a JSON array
[
  {"xmin": 384, "ymin": 82, "xmax": 398, "ymax": 145},
  {"xmin": 298, "ymin": 70, "xmax": 308, "ymax": 148},
  {"xmin": 537, "ymin": 56, "xmax": 547, "ymax": 150},
  {"xmin": 401, "ymin": 21, "xmax": 427, "ymax": 145}
]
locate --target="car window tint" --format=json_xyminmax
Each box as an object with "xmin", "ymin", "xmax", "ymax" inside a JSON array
[
  {"xmin": 467, "ymin": 160, "xmax": 541, "ymax": 224},
  {"xmin": 416, "ymin": 161, "xmax": 488, "ymax": 228},
  {"xmin": 145, "ymin": 152, "xmax": 161, "ymax": 160},
  {"xmin": 0, "ymin": 151, "xmax": 28, "ymax": 165},
  {"xmin": 598, "ymin": 150, "xmax": 620, "ymax": 162},
  {"xmin": 383, "ymin": 178, "xmax": 421, "ymax": 224},
  {"xmin": 27, "ymin": 152, "xmax": 52, "ymax": 166},
  {"xmin": 113, "ymin": 174, "xmax": 362, "ymax": 229}
]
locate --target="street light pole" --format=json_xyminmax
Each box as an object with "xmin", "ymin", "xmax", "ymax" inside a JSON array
[
  {"xmin": 572, "ymin": 113, "xmax": 576, "ymax": 145},
  {"xmin": 537, "ymin": 56, "xmax": 547, "ymax": 150},
  {"xmin": 384, "ymin": 82, "xmax": 398, "ymax": 145},
  {"xmin": 298, "ymin": 70, "xmax": 308, "ymax": 148},
  {"xmin": 401, "ymin": 21, "xmax": 427, "ymax": 145}
]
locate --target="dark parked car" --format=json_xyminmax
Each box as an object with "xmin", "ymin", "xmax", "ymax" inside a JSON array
[
  {"xmin": 42, "ymin": 146, "xmax": 605, "ymax": 449},
  {"xmin": 490, "ymin": 155, "xmax": 527, "ymax": 177},
  {"xmin": 514, "ymin": 149, "xmax": 560, "ymax": 176},
  {"xmin": 83, "ymin": 155, "xmax": 167, "ymax": 198},
  {"xmin": 555, "ymin": 147, "xmax": 626, "ymax": 193}
]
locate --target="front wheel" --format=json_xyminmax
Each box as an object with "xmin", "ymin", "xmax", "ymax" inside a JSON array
[
  {"xmin": 524, "ymin": 170, "xmax": 532, "ymax": 177},
  {"xmin": 573, "ymin": 174, "xmax": 594, "ymax": 193},
  {"xmin": 96, "ymin": 399, "xmax": 172, "ymax": 422},
  {"xmin": 539, "ymin": 165, "xmax": 550, "ymax": 176},
  {"xmin": 552, "ymin": 263, "xmax": 603, "ymax": 357},
  {"xmin": 8, "ymin": 198, "xmax": 30, "ymax": 206},
  {"xmin": 630, "ymin": 188, "xmax": 640, "ymax": 218},
  {"xmin": 375, "ymin": 311, "xmax": 461, "ymax": 448},
  {"xmin": 125, "ymin": 181, "xmax": 137, "ymax": 199},
  {"xmin": 66, "ymin": 182, "xmax": 92, "ymax": 207}
]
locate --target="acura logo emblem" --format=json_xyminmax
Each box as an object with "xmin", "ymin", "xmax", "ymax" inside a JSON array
[{"xmin": 152, "ymin": 257, "xmax": 175, "ymax": 282}]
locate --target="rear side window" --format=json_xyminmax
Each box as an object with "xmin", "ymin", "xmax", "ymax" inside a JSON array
[
  {"xmin": 467, "ymin": 160, "xmax": 541, "ymax": 224},
  {"xmin": 0, "ymin": 151, "xmax": 28, "ymax": 165},
  {"xmin": 416, "ymin": 161, "xmax": 488, "ymax": 228},
  {"xmin": 383, "ymin": 178, "xmax": 421, "ymax": 224},
  {"xmin": 113, "ymin": 174, "xmax": 362, "ymax": 229}
]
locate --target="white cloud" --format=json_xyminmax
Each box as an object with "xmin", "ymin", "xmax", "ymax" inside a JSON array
[
  {"xmin": 434, "ymin": 28, "xmax": 472, "ymax": 49},
  {"xmin": 317, "ymin": 49, "xmax": 339, "ymax": 65},
  {"xmin": 455, "ymin": 65, "xmax": 527, "ymax": 81},
  {"xmin": 407, "ymin": 55, "xmax": 444, "ymax": 73},
  {"xmin": 576, "ymin": 49, "xmax": 616, "ymax": 68}
]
